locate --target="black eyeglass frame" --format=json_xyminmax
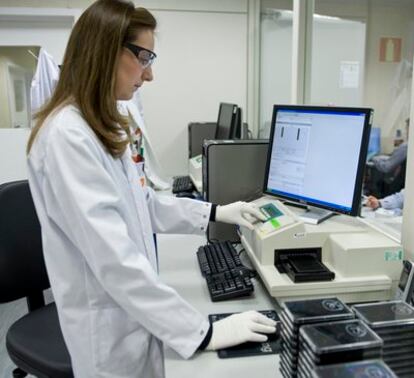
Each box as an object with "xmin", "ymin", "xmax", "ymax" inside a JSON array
[{"xmin": 124, "ymin": 42, "xmax": 157, "ymax": 68}]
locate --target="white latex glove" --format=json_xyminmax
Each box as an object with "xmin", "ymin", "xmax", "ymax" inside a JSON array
[
  {"xmin": 206, "ymin": 310, "xmax": 277, "ymax": 351},
  {"xmin": 215, "ymin": 201, "xmax": 266, "ymax": 230}
]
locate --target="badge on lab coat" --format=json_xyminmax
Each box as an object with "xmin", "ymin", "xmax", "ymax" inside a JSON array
[{"xmin": 130, "ymin": 127, "xmax": 146, "ymax": 186}]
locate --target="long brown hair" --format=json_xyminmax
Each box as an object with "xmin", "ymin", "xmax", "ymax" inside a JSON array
[{"xmin": 27, "ymin": 0, "xmax": 157, "ymax": 157}]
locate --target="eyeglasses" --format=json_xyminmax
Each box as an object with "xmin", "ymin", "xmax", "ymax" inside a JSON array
[{"xmin": 124, "ymin": 42, "xmax": 157, "ymax": 69}]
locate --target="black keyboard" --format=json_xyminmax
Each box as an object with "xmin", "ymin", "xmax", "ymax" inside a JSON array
[
  {"xmin": 197, "ymin": 241, "xmax": 254, "ymax": 302},
  {"xmin": 172, "ymin": 175, "xmax": 194, "ymax": 193}
]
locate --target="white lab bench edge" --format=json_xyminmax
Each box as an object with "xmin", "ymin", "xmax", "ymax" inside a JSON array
[
  {"xmin": 157, "ymin": 233, "xmax": 282, "ymax": 378},
  {"xmin": 156, "ymin": 191, "xmax": 403, "ymax": 378}
]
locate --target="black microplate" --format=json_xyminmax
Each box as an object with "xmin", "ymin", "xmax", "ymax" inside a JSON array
[
  {"xmin": 280, "ymin": 359, "xmax": 298, "ymax": 378},
  {"xmin": 352, "ymin": 301, "xmax": 414, "ymax": 328},
  {"xmin": 298, "ymin": 363, "xmax": 313, "ymax": 378},
  {"xmin": 298, "ymin": 352, "xmax": 315, "ymax": 371},
  {"xmin": 372, "ymin": 327, "xmax": 414, "ymax": 340},
  {"xmin": 310, "ymin": 359, "xmax": 397, "ymax": 378},
  {"xmin": 281, "ymin": 328, "xmax": 299, "ymax": 348},
  {"xmin": 386, "ymin": 358, "xmax": 414, "ymax": 368},
  {"xmin": 383, "ymin": 343, "xmax": 414, "ymax": 355},
  {"xmin": 280, "ymin": 343, "xmax": 296, "ymax": 358},
  {"xmin": 300, "ymin": 319, "xmax": 383, "ymax": 355},
  {"xmin": 280, "ymin": 310, "xmax": 299, "ymax": 332},
  {"xmin": 284, "ymin": 298, "xmax": 354, "ymax": 325},
  {"xmin": 384, "ymin": 352, "xmax": 414, "ymax": 363},
  {"xmin": 208, "ymin": 310, "xmax": 281, "ymax": 358},
  {"xmin": 392, "ymin": 367, "xmax": 414, "ymax": 375},
  {"xmin": 382, "ymin": 341, "xmax": 414, "ymax": 352},
  {"xmin": 280, "ymin": 318, "xmax": 298, "ymax": 337},
  {"xmin": 301, "ymin": 342, "xmax": 382, "ymax": 366},
  {"xmin": 281, "ymin": 336, "xmax": 299, "ymax": 355},
  {"xmin": 279, "ymin": 363, "xmax": 290, "ymax": 378},
  {"xmin": 280, "ymin": 352, "xmax": 298, "ymax": 370}
]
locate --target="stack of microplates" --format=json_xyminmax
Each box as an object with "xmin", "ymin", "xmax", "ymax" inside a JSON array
[
  {"xmin": 298, "ymin": 319, "xmax": 383, "ymax": 378},
  {"xmin": 310, "ymin": 359, "xmax": 397, "ymax": 378},
  {"xmin": 352, "ymin": 300, "xmax": 414, "ymax": 378},
  {"xmin": 279, "ymin": 297, "xmax": 355, "ymax": 378}
]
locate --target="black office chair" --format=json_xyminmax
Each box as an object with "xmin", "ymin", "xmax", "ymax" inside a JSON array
[{"xmin": 0, "ymin": 180, "xmax": 73, "ymax": 378}]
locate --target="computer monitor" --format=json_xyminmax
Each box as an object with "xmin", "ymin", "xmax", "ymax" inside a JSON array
[
  {"xmin": 230, "ymin": 107, "xmax": 243, "ymax": 139},
  {"xmin": 263, "ymin": 105, "xmax": 373, "ymax": 223},
  {"xmin": 367, "ymin": 127, "xmax": 381, "ymax": 160},
  {"xmin": 215, "ymin": 102, "xmax": 238, "ymax": 139}
]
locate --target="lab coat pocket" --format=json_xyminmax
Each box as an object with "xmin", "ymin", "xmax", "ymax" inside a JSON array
[{"xmin": 91, "ymin": 306, "xmax": 149, "ymax": 375}]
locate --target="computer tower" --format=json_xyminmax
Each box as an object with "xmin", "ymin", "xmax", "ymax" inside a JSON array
[
  {"xmin": 203, "ymin": 140, "xmax": 269, "ymax": 243},
  {"xmin": 188, "ymin": 122, "xmax": 217, "ymax": 158}
]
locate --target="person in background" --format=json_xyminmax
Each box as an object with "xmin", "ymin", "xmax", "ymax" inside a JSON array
[
  {"xmin": 366, "ymin": 189, "xmax": 405, "ymax": 216},
  {"xmin": 372, "ymin": 118, "xmax": 409, "ymax": 174},
  {"xmin": 26, "ymin": 1, "xmax": 275, "ymax": 377}
]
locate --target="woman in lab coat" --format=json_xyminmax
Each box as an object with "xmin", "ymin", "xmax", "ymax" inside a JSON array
[{"xmin": 26, "ymin": 1, "xmax": 276, "ymax": 377}]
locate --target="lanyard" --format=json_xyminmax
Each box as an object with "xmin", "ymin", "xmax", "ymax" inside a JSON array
[
  {"xmin": 129, "ymin": 126, "xmax": 144, "ymax": 163},
  {"xmin": 128, "ymin": 116, "xmax": 146, "ymax": 186}
]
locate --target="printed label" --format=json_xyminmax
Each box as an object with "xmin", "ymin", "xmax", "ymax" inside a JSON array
[
  {"xmin": 345, "ymin": 324, "xmax": 367, "ymax": 338},
  {"xmin": 270, "ymin": 218, "xmax": 281, "ymax": 229},
  {"xmin": 384, "ymin": 250, "xmax": 403, "ymax": 261},
  {"xmin": 294, "ymin": 232, "xmax": 306, "ymax": 239},
  {"xmin": 322, "ymin": 299, "xmax": 344, "ymax": 312}
]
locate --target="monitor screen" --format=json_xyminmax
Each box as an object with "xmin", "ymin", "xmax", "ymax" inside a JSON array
[
  {"xmin": 367, "ymin": 127, "xmax": 381, "ymax": 160},
  {"xmin": 263, "ymin": 105, "xmax": 373, "ymax": 216},
  {"xmin": 216, "ymin": 103, "xmax": 237, "ymax": 139}
]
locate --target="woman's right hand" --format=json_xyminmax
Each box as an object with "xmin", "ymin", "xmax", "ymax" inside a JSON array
[{"xmin": 366, "ymin": 196, "xmax": 380, "ymax": 209}]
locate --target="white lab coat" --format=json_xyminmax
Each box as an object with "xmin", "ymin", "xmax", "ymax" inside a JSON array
[
  {"xmin": 30, "ymin": 48, "xmax": 60, "ymax": 113},
  {"xmin": 27, "ymin": 105, "xmax": 211, "ymax": 378},
  {"xmin": 380, "ymin": 189, "xmax": 405, "ymax": 216}
]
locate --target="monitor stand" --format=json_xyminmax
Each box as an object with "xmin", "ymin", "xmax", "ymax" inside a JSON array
[{"xmin": 299, "ymin": 206, "xmax": 335, "ymax": 225}]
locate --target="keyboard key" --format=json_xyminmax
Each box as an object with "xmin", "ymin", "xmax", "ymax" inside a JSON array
[{"xmin": 172, "ymin": 175, "xmax": 195, "ymax": 193}]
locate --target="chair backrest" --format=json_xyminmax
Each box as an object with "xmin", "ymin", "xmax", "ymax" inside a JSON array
[{"xmin": 0, "ymin": 180, "xmax": 50, "ymax": 304}]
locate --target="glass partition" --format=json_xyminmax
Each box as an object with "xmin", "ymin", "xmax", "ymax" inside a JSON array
[
  {"xmin": 259, "ymin": 0, "xmax": 294, "ymax": 138},
  {"xmin": 0, "ymin": 46, "xmax": 39, "ymax": 129}
]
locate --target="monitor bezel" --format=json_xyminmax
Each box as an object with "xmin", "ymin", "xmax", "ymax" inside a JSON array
[
  {"xmin": 230, "ymin": 107, "xmax": 242, "ymax": 139},
  {"xmin": 263, "ymin": 104, "xmax": 373, "ymax": 217},
  {"xmin": 215, "ymin": 102, "xmax": 238, "ymax": 140}
]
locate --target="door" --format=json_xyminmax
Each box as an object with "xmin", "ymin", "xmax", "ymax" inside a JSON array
[{"xmin": 7, "ymin": 64, "xmax": 30, "ymax": 128}]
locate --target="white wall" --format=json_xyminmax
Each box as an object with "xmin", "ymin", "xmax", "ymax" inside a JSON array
[
  {"xmin": 0, "ymin": 1, "xmax": 249, "ymax": 179},
  {"xmin": 260, "ymin": 0, "xmax": 414, "ymax": 151},
  {"xmin": 0, "ymin": 10, "xmax": 74, "ymax": 184},
  {"xmin": 0, "ymin": 46, "xmax": 39, "ymax": 129},
  {"xmin": 0, "ymin": 17, "xmax": 73, "ymax": 64},
  {"xmin": 363, "ymin": 1, "xmax": 414, "ymax": 151},
  {"xmin": 259, "ymin": 10, "xmax": 365, "ymax": 137},
  {"xmin": 310, "ymin": 17, "xmax": 365, "ymax": 107},
  {"xmin": 141, "ymin": 9, "xmax": 247, "ymax": 175},
  {"xmin": 0, "ymin": 129, "xmax": 30, "ymax": 184},
  {"xmin": 259, "ymin": 9, "xmax": 293, "ymax": 138},
  {"xmin": 1, "ymin": 0, "xmax": 412, "ymax": 179}
]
